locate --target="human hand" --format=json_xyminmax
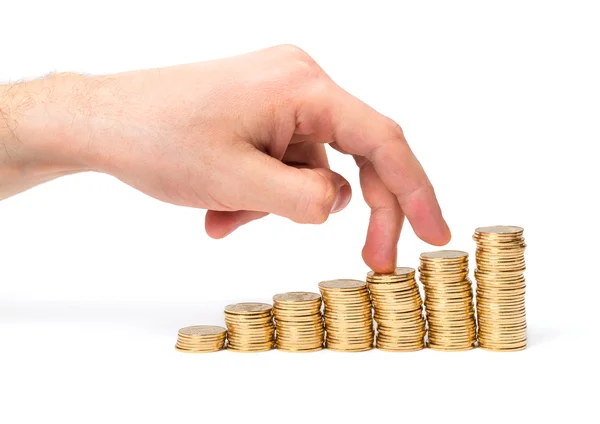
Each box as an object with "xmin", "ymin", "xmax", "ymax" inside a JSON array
[{"xmin": 0, "ymin": 45, "xmax": 450, "ymax": 272}]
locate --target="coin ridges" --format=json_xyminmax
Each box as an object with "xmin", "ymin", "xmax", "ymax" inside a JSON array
[
  {"xmin": 473, "ymin": 225, "xmax": 527, "ymax": 351},
  {"xmin": 319, "ymin": 279, "xmax": 373, "ymax": 351},
  {"xmin": 367, "ymin": 267, "xmax": 425, "ymax": 351},
  {"xmin": 224, "ymin": 302, "xmax": 275, "ymax": 352},
  {"xmin": 175, "ymin": 325, "xmax": 227, "ymax": 353},
  {"xmin": 419, "ymin": 250, "xmax": 477, "ymax": 351},
  {"xmin": 273, "ymin": 291, "xmax": 324, "ymax": 352}
]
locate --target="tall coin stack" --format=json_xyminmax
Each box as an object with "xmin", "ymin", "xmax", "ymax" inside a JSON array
[
  {"xmin": 419, "ymin": 250, "xmax": 477, "ymax": 351},
  {"xmin": 175, "ymin": 325, "xmax": 227, "ymax": 353},
  {"xmin": 224, "ymin": 303, "xmax": 275, "ymax": 352},
  {"xmin": 366, "ymin": 267, "xmax": 426, "ymax": 351},
  {"xmin": 473, "ymin": 226, "xmax": 527, "ymax": 351},
  {"xmin": 273, "ymin": 292, "xmax": 324, "ymax": 352},
  {"xmin": 318, "ymin": 279, "xmax": 374, "ymax": 352}
]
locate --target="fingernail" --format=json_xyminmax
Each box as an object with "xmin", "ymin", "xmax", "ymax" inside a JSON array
[{"xmin": 331, "ymin": 184, "xmax": 351, "ymax": 213}]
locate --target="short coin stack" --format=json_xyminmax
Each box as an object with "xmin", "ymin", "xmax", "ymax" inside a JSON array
[
  {"xmin": 473, "ymin": 226, "xmax": 527, "ymax": 351},
  {"xmin": 224, "ymin": 302, "xmax": 275, "ymax": 352},
  {"xmin": 175, "ymin": 325, "xmax": 227, "ymax": 353},
  {"xmin": 419, "ymin": 250, "xmax": 477, "ymax": 351},
  {"xmin": 366, "ymin": 267, "xmax": 426, "ymax": 351},
  {"xmin": 273, "ymin": 292, "xmax": 324, "ymax": 352},
  {"xmin": 318, "ymin": 279, "xmax": 374, "ymax": 352}
]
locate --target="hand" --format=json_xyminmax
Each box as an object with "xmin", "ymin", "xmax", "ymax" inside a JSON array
[{"xmin": 0, "ymin": 45, "xmax": 450, "ymax": 272}]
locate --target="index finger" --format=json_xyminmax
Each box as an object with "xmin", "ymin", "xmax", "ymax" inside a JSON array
[{"xmin": 324, "ymin": 87, "xmax": 451, "ymax": 246}]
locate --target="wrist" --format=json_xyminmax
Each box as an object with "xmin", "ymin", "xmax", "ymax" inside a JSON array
[
  {"xmin": 0, "ymin": 75, "xmax": 96, "ymax": 198},
  {"xmin": 1, "ymin": 75, "xmax": 95, "ymax": 164}
]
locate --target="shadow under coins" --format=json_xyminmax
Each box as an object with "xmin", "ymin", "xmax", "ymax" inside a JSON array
[{"xmin": 0, "ymin": 298, "xmax": 565, "ymax": 349}]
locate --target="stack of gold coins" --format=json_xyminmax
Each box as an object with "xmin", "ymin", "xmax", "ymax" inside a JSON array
[
  {"xmin": 318, "ymin": 279, "xmax": 374, "ymax": 352},
  {"xmin": 175, "ymin": 325, "xmax": 227, "ymax": 353},
  {"xmin": 224, "ymin": 303, "xmax": 275, "ymax": 352},
  {"xmin": 273, "ymin": 292, "xmax": 324, "ymax": 352},
  {"xmin": 473, "ymin": 226, "xmax": 527, "ymax": 351},
  {"xmin": 366, "ymin": 267, "xmax": 426, "ymax": 351},
  {"xmin": 419, "ymin": 250, "xmax": 477, "ymax": 351}
]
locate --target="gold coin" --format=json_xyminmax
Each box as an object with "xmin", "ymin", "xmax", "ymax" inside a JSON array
[
  {"xmin": 319, "ymin": 277, "xmax": 374, "ymax": 352},
  {"xmin": 420, "ymin": 250, "xmax": 468, "ymax": 260},
  {"xmin": 366, "ymin": 267, "xmax": 416, "ymax": 283},
  {"xmin": 277, "ymin": 341, "xmax": 324, "ymax": 348},
  {"xmin": 325, "ymin": 338, "xmax": 373, "ymax": 345},
  {"xmin": 178, "ymin": 325, "xmax": 226, "ymax": 337},
  {"xmin": 276, "ymin": 330, "xmax": 324, "ymax": 338},
  {"xmin": 273, "ymin": 291, "xmax": 325, "ymax": 351},
  {"xmin": 175, "ymin": 346, "xmax": 224, "ymax": 353},
  {"xmin": 224, "ymin": 302, "xmax": 272, "ymax": 314},
  {"xmin": 319, "ymin": 279, "xmax": 367, "ymax": 290},
  {"xmin": 277, "ymin": 346, "xmax": 323, "ymax": 353},
  {"xmin": 377, "ymin": 331, "xmax": 425, "ymax": 339},
  {"xmin": 224, "ymin": 302, "xmax": 276, "ymax": 352},
  {"xmin": 174, "ymin": 325, "xmax": 228, "ymax": 353},
  {"xmin": 326, "ymin": 346, "xmax": 372, "ymax": 353},
  {"xmin": 377, "ymin": 345, "xmax": 424, "ymax": 352},
  {"xmin": 426, "ymin": 344, "xmax": 475, "ymax": 352},
  {"xmin": 177, "ymin": 332, "xmax": 226, "ymax": 340},
  {"xmin": 474, "ymin": 225, "xmax": 524, "ymax": 235},
  {"xmin": 276, "ymin": 331, "xmax": 324, "ymax": 339},
  {"xmin": 367, "ymin": 267, "xmax": 426, "ymax": 352},
  {"xmin": 418, "ymin": 249, "xmax": 477, "ymax": 351},
  {"xmin": 227, "ymin": 346, "xmax": 274, "ymax": 353},
  {"xmin": 273, "ymin": 292, "xmax": 321, "ymax": 303}
]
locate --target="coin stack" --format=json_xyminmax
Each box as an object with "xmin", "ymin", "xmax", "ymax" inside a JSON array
[
  {"xmin": 419, "ymin": 250, "xmax": 477, "ymax": 351},
  {"xmin": 175, "ymin": 325, "xmax": 227, "ymax": 353},
  {"xmin": 318, "ymin": 279, "xmax": 374, "ymax": 352},
  {"xmin": 272, "ymin": 292, "xmax": 324, "ymax": 352},
  {"xmin": 366, "ymin": 267, "xmax": 426, "ymax": 351},
  {"xmin": 224, "ymin": 302, "xmax": 275, "ymax": 352},
  {"xmin": 473, "ymin": 226, "xmax": 527, "ymax": 351}
]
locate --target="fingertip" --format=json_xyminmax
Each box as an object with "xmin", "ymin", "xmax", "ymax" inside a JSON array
[
  {"xmin": 362, "ymin": 245, "xmax": 397, "ymax": 274},
  {"xmin": 205, "ymin": 210, "xmax": 270, "ymax": 239},
  {"xmin": 414, "ymin": 217, "xmax": 451, "ymax": 246},
  {"xmin": 440, "ymin": 224, "xmax": 452, "ymax": 245},
  {"xmin": 205, "ymin": 226, "xmax": 231, "ymax": 239},
  {"xmin": 362, "ymin": 215, "xmax": 398, "ymax": 273},
  {"xmin": 402, "ymin": 190, "xmax": 451, "ymax": 246},
  {"xmin": 204, "ymin": 211, "xmax": 233, "ymax": 239}
]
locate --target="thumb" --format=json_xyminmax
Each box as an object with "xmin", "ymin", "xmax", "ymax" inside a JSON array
[{"xmin": 234, "ymin": 150, "xmax": 351, "ymax": 224}]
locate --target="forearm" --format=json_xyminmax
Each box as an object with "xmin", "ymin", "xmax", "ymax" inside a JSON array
[{"xmin": 0, "ymin": 75, "xmax": 92, "ymax": 200}]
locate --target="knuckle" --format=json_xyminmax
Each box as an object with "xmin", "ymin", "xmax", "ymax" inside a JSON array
[
  {"xmin": 387, "ymin": 119, "xmax": 406, "ymax": 140},
  {"xmin": 274, "ymin": 44, "xmax": 323, "ymax": 81},
  {"xmin": 275, "ymin": 44, "xmax": 312, "ymax": 62},
  {"xmin": 369, "ymin": 119, "xmax": 407, "ymax": 160}
]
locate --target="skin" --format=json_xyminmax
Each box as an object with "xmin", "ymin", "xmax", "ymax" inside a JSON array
[{"xmin": 0, "ymin": 45, "xmax": 450, "ymax": 272}]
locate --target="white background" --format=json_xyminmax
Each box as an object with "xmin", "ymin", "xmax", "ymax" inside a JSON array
[{"xmin": 1, "ymin": 0, "xmax": 599, "ymax": 422}]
